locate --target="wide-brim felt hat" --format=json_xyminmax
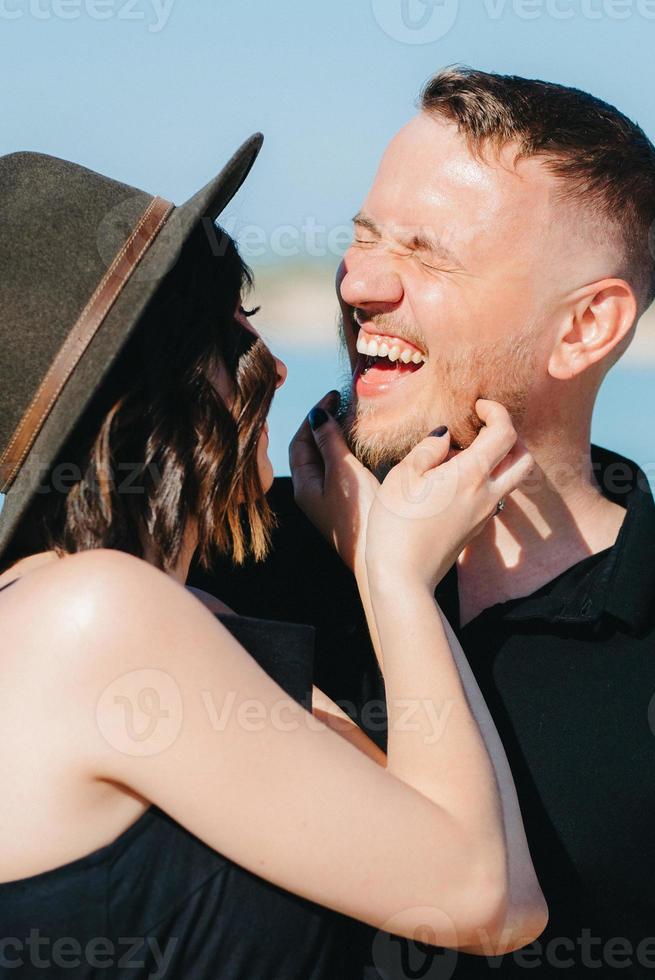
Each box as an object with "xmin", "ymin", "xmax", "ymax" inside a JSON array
[{"xmin": 0, "ymin": 133, "xmax": 264, "ymax": 560}]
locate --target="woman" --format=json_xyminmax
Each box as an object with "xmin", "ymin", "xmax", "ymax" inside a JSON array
[{"xmin": 0, "ymin": 136, "xmax": 546, "ymax": 978}]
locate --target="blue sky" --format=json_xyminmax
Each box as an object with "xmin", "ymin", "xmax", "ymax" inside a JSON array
[
  {"xmin": 2, "ymin": 0, "xmax": 654, "ymax": 245},
  {"xmin": 1, "ymin": 0, "xmax": 654, "ymax": 479}
]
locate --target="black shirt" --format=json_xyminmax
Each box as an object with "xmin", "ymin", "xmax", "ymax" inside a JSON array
[{"xmin": 189, "ymin": 444, "xmax": 655, "ymax": 977}]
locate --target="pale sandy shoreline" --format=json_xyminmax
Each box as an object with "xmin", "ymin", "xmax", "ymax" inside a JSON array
[{"xmin": 251, "ymin": 262, "xmax": 655, "ymax": 367}]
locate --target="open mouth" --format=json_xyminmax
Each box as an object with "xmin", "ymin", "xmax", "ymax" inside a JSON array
[{"xmin": 353, "ymin": 329, "xmax": 428, "ymax": 396}]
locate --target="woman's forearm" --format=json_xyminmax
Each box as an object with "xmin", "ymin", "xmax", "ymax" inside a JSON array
[
  {"xmin": 360, "ymin": 570, "xmax": 547, "ymax": 950},
  {"xmin": 365, "ymin": 574, "xmax": 509, "ymax": 952},
  {"xmin": 367, "ymin": 576, "xmax": 502, "ymax": 837},
  {"xmin": 354, "ymin": 557, "xmax": 382, "ymax": 668},
  {"xmin": 436, "ymin": 611, "xmax": 548, "ymax": 942}
]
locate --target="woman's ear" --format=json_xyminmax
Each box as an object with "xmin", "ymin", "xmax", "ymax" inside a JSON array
[{"xmin": 548, "ymin": 279, "xmax": 637, "ymax": 381}]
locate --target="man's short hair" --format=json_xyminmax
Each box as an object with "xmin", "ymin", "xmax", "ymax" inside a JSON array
[{"xmin": 420, "ymin": 67, "xmax": 655, "ymax": 314}]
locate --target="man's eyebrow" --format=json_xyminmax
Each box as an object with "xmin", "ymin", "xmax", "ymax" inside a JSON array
[
  {"xmin": 352, "ymin": 212, "xmax": 462, "ymax": 267},
  {"xmin": 352, "ymin": 212, "xmax": 381, "ymax": 235}
]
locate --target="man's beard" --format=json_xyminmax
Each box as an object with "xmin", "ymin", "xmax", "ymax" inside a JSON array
[{"xmin": 336, "ymin": 315, "xmax": 538, "ymax": 475}]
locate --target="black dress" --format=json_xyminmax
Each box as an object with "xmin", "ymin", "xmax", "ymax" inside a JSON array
[{"xmin": 0, "ymin": 585, "xmax": 368, "ymax": 979}]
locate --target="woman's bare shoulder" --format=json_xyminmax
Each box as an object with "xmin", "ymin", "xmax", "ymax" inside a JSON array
[
  {"xmin": 1, "ymin": 549, "xmax": 224, "ymax": 676},
  {"xmin": 4, "ymin": 548, "xmax": 168, "ymax": 606}
]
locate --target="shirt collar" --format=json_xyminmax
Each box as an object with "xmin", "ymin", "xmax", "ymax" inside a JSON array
[
  {"xmin": 441, "ymin": 445, "xmax": 655, "ymax": 636},
  {"xmin": 592, "ymin": 444, "xmax": 655, "ymax": 634}
]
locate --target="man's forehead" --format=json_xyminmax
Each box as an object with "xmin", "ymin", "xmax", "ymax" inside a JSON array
[{"xmin": 364, "ymin": 113, "xmax": 558, "ymax": 253}]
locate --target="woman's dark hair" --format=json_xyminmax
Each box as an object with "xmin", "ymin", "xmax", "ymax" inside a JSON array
[{"xmin": 0, "ymin": 223, "xmax": 279, "ymax": 575}]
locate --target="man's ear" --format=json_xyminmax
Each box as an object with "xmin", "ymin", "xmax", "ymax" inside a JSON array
[{"xmin": 548, "ymin": 279, "xmax": 637, "ymax": 381}]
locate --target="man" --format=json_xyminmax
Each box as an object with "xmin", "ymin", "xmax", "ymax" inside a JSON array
[{"xmin": 190, "ymin": 68, "xmax": 655, "ymax": 976}]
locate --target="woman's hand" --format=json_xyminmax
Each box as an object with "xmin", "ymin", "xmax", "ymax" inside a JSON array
[
  {"xmin": 289, "ymin": 390, "xmax": 379, "ymax": 577},
  {"xmin": 366, "ymin": 399, "xmax": 534, "ymax": 593}
]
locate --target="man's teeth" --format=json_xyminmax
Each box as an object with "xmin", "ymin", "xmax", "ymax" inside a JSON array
[{"xmin": 356, "ymin": 333, "xmax": 427, "ymax": 364}]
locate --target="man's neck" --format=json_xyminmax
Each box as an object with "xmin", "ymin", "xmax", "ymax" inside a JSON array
[{"xmin": 456, "ymin": 442, "xmax": 627, "ymax": 628}]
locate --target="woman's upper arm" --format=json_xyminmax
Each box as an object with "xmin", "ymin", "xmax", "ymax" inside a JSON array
[{"xmin": 36, "ymin": 549, "xmax": 505, "ymax": 948}]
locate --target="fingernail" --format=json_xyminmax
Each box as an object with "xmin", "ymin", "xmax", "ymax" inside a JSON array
[
  {"xmin": 430, "ymin": 426, "xmax": 448, "ymax": 437},
  {"xmin": 327, "ymin": 390, "xmax": 341, "ymax": 412},
  {"xmin": 309, "ymin": 407, "xmax": 329, "ymax": 431}
]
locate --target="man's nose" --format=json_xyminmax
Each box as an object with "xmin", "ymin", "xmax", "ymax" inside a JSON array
[
  {"xmin": 339, "ymin": 249, "xmax": 404, "ymax": 311},
  {"xmin": 274, "ymin": 355, "xmax": 288, "ymax": 390}
]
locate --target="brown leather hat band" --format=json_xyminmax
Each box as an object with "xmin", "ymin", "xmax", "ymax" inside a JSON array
[{"xmin": 0, "ymin": 195, "xmax": 174, "ymax": 493}]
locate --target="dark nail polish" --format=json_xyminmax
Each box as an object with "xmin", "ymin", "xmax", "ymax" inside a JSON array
[
  {"xmin": 327, "ymin": 390, "xmax": 341, "ymax": 412},
  {"xmin": 430, "ymin": 426, "xmax": 448, "ymax": 437},
  {"xmin": 309, "ymin": 407, "xmax": 329, "ymax": 431}
]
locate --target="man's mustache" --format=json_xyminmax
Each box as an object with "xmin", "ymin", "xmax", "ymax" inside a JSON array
[{"xmin": 351, "ymin": 308, "xmax": 429, "ymax": 354}]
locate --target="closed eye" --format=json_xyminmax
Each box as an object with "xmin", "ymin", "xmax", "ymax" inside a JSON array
[{"xmin": 419, "ymin": 258, "xmax": 451, "ymax": 273}]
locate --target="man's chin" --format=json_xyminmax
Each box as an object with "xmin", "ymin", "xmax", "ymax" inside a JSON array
[
  {"xmin": 339, "ymin": 401, "xmax": 437, "ymax": 473},
  {"xmin": 338, "ymin": 390, "xmax": 485, "ymax": 472}
]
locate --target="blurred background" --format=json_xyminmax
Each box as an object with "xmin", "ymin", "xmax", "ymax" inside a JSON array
[{"xmin": 2, "ymin": 0, "xmax": 654, "ymax": 481}]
